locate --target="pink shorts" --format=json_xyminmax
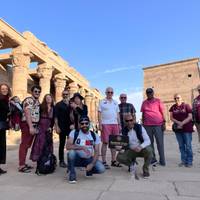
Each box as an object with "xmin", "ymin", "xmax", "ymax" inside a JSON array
[{"xmin": 101, "ymin": 124, "xmax": 120, "ymax": 143}]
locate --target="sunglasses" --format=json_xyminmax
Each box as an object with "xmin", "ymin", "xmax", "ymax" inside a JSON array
[
  {"xmin": 80, "ymin": 122, "xmax": 89, "ymax": 125},
  {"xmin": 125, "ymin": 119, "xmax": 134, "ymax": 122},
  {"xmin": 33, "ymin": 90, "xmax": 41, "ymax": 94},
  {"xmin": 63, "ymin": 93, "xmax": 69, "ymax": 96},
  {"xmin": 174, "ymin": 97, "xmax": 180, "ymax": 100},
  {"xmin": 107, "ymin": 91, "xmax": 113, "ymax": 94},
  {"xmin": 120, "ymin": 97, "xmax": 127, "ymax": 99}
]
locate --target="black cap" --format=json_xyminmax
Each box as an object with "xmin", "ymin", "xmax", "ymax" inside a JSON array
[
  {"xmin": 71, "ymin": 92, "xmax": 84, "ymax": 100},
  {"xmin": 79, "ymin": 116, "xmax": 90, "ymax": 123},
  {"xmin": 146, "ymin": 88, "xmax": 154, "ymax": 93}
]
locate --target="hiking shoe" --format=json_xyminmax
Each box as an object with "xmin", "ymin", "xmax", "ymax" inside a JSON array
[
  {"xmin": 103, "ymin": 162, "xmax": 110, "ymax": 169},
  {"xmin": 185, "ymin": 164, "xmax": 193, "ymax": 168},
  {"xmin": 86, "ymin": 171, "xmax": 93, "ymax": 177},
  {"xmin": 151, "ymin": 159, "xmax": 157, "ymax": 167},
  {"xmin": 111, "ymin": 161, "xmax": 122, "ymax": 167},
  {"xmin": 143, "ymin": 171, "xmax": 150, "ymax": 178},
  {"xmin": 0, "ymin": 168, "xmax": 7, "ymax": 175},
  {"xmin": 178, "ymin": 162, "xmax": 185, "ymax": 167},
  {"xmin": 59, "ymin": 161, "xmax": 67, "ymax": 168}
]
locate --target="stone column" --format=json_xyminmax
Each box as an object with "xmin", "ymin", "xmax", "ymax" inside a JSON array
[
  {"xmin": 37, "ymin": 63, "xmax": 53, "ymax": 100},
  {"xmin": 12, "ymin": 46, "xmax": 31, "ymax": 100},
  {"xmin": 94, "ymin": 98, "xmax": 99, "ymax": 124},
  {"xmin": 68, "ymin": 82, "xmax": 78, "ymax": 98},
  {"xmin": 90, "ymin": 96, "xmax": 96, "ymax": 123},
  {"xmin": 54, "ymin": 74, "xmax": 67, "ymax": 102},
  {"xmin": 85, "ymin": 91, "xmax": 92, "ymax": 119}
]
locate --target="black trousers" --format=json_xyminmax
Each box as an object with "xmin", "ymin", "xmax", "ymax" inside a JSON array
[
  {"xmin": 59, "ymin": 130, "xmax": 70, "ymax": 162},
  {"xmin": 0, "ymin": 130, "xmax": 6, "ymax": 164}
]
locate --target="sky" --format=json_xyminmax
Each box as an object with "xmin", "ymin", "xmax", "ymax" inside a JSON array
[{"xmin": 1, "ymin": 0, "xmax": 200, "ymax": 118}]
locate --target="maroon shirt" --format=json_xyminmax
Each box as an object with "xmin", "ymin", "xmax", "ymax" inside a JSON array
[{"xmin": 169, "ymin": 103, "xmax": 193, "ymax": 133}]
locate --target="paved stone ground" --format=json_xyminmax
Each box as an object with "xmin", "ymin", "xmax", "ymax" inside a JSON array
[{"xmin": 1, "ymin": 132, "xmax": 200, "ymax": 200}]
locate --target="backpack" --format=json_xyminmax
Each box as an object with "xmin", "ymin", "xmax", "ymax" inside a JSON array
[
  {"xmin": 36, "ymin": 132, "xmax": 57, "ymax": 175},
  {"xmin": 73, "ymin": 129, "xmax": 96, "ymax": 144}
]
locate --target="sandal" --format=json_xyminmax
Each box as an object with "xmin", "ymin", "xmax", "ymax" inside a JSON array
[
  {"xmin": 25, "ymin": 164, "xmax": 34, "ymax": 169},
  {"xmin": 102, "ymin": 162, "xmax": 111, "ymax": 169},
  {"xmin": 18, "ymin": 166, "xmax": 31, "ymax": 173},
  {"xmin": 111, "ymin": 161, "xmax": 122, "ymax": 167}
]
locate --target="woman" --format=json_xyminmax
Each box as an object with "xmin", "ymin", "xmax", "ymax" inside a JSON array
[
  {"xmin": 30, "ymin": 94, "xmax": 54, "ymax": 164},
  {"xmin": 70, "ymin": 93, "xmax": 88, "ymax": 130},
  {"xmin": 0, "ymin": 83, "xmax": 11, "ymax": 174},
  {"xmin": 169, "ymin": 94, "xmax": 193, "ymax": 167}
]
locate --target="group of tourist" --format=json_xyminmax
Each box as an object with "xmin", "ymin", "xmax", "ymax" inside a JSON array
[{"xmin": 0, "ymin": 82, "xmax": 200, "ymax": 184}]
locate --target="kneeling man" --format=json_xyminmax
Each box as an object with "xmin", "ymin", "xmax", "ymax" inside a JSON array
[
  {"xmin": 117, "ymin": 114, "xmax": 153, "ymax": 177},
  {"xmin": 66, "ymin": 116, "xmax": 105, "ymax": 183}
]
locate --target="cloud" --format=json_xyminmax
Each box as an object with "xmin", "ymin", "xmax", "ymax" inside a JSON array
[
  {"xmin": 89, "ymin": 64, "xmax": 142, "ymax": 79},
  {"xmin": 104, "ymin": 65, "xmax": 142, "ymax": 74}
]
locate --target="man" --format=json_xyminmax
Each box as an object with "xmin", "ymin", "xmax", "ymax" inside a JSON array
[
  {"xmin": 119, "ymin": 93, "xmax": 136, "ymax": 130},
  {"xmin": 18, "ymin": 85, "xmax": 41, "ymax": 173},
  {"xmin": 117, "ymin": 114, "xmax": 152, "ymax": 177},
  {"xmin": 192, "ymin": 84, "xmax": 200, "ymax": 143},
  {"xmin": 140, "ymin": 88, "xmax": 166, "ymax": 166},
  {"xmin": 66, "ymin": 116, "xmax": 105, "ymax": 183},
  {"xmin": 98, "ymin": 87, "xmax": 121, "ymax": 169},
  {"xmin": 55, "ymin": 89, "xmax": 73, "ymax": 168}
]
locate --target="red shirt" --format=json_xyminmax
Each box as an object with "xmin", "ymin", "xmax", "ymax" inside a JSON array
[
  {"xmin": 169, "ymin": 103, "xmax": 193, "ymax": 133},
  {"xmin": 141, "ymin": 98, "xmax": 164, "ymax": 126}
]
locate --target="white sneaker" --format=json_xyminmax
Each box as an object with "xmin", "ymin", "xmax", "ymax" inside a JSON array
[{"xmin": 69, "ymin": 179, "xmax": 77, "ymax": 184}]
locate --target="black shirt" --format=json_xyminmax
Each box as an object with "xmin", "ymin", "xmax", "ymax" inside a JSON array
[
  {"xmin": 0, "ymin": 96, "xmax": 9, "ymax": 122},
  {"xmin": 55, "ymin": 100, "xmax": 72, "ymax": 133}
]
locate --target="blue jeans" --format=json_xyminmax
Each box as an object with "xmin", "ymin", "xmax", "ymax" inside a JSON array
[
  {"xmin": 67, "ymin": 150, "xmax": 105, "ymax": 180},
  {"xmin": 175, "ymin": 132, "xmax": 193, "ymax": 165}
]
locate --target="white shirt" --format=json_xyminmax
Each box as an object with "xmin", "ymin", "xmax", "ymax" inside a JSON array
[
  {"xmin": 98, "ymin": 98, "xmax": 119, "ymax": 124},
  {"xmin": 69, "ymin": 130, "xmax": 100, "ymax": 158},
  {"xmin": 128, "ymin": 126, "xmax": 150, "ymax": 149}
]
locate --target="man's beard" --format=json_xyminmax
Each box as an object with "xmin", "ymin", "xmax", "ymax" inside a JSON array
[
  {"xmin": 81, "ymin": 127, "xmax": 89, "ymax": 133},
  {"xmin": 63, "ymin": 98, "xmax": 69, "ymax": 103}
]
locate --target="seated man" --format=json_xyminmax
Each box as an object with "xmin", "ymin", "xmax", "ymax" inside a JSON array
[
  {"xmin": 66, "ymin": 116, "xmax": 105, "ymax": 183},
  {"xmin": 117, "ymin": 114, "xmax": 153, "ymax": 178}
]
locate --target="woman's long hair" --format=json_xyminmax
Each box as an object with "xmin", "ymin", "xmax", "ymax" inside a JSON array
[
  {"xmin": 0, "ymin": 83, "xmax": 12, "ymax": 99},
  {"xmin": 40, "ymin": 94, "xmax": 54, "ymax": 115}
]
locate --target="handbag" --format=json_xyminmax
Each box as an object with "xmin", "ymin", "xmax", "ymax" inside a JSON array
[
  {"xmin": 0, "ymin": 121, "xmax": 9, "ymax": 131},
  {"xmin": 172, "ymin": 123, "xmax": 183, "ymax": 133}
]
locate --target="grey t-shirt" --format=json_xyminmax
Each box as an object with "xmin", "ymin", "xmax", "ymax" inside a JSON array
[{"xmin": 69, "ymin": 130, "xmax": 100, "ymax": 158}]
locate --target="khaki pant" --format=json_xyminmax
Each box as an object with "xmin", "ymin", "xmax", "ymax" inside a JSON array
[
  {"xmin": 117, "ymin": 146, "xmax": 153, "ymax": 173},
  {"xmin": 195, "ymin": 123, "xmax": 200, "ymax": 142}
]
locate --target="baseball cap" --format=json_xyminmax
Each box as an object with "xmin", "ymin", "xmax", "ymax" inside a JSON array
[{"xmin": 146, "ymin": 88, "xmax": 154, "ymax": 93}]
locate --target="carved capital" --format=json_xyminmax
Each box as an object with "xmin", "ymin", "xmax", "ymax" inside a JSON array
[
  {"xmin": 12, "ymin": 46, "xmax": 30, "ymax": 68},
  {"xmin": 85, "ymin": 92, "xmax": 93, "ymax": 101},
  {"xmin": 68, "ymin": 82, "xmax": 78, "ymax": 89},
  {"xmin": 37, "ymin": 63, "xmax": 53, "ymax": 79},
  {"xmin": 0, "ymin": 30, "xmax": 4, "ymax": 48},
  {"xmin": 54, "ymin": 73, "xmax": 67, "ymax": 88}
]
